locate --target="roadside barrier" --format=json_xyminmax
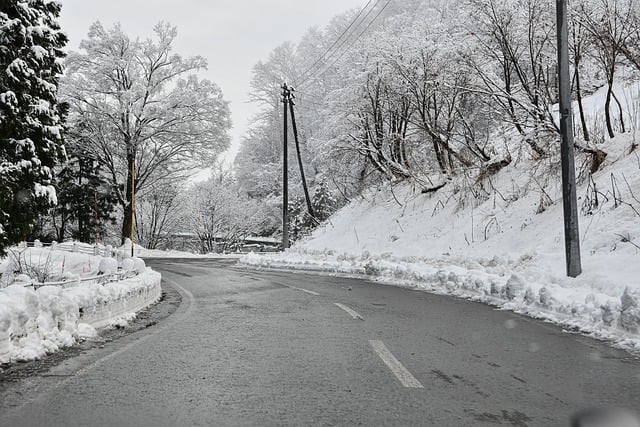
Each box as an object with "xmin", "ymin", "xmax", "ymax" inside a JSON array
[{"xmin": 0, "ymin": 241, "xmax": 162, "ymax": 364}]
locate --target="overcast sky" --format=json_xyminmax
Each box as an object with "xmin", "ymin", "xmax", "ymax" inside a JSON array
[{"xmin": 57, "ymin": 0, "xmax": 367, "ymax": 166}]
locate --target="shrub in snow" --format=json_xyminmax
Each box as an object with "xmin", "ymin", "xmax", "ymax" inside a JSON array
[
  {"xmin": 505, "ymin": 274, "xmax": 525, "ymax": 300},
  {"xmin": 364, "ymin": 261, "xmax": 379, "ymax": 276},
  {"xmin": 601, "ymin": 301, "xmax": 618, "ymax": 327},
  {"xmin": 539, "ymin": 287, "xmax": 551, "ymax": 307},
  {"xmin": 620, "ymin": 287, "xmax": 640, "ymax": 333},
  {"xmin": 490, "ymin": 280, "xmax": 501, "ymax": 297},
  {"xmin": 132, "ymin": 257, "xmax": 146, "ymax": 274},
  {"xmin": 121, "ymin": 258, "xmax": 135, "ymax": 273},
  {"xmin": 14, "ymin": 273, "xmax": 32, "ymax": 284},
  {"xmin": 98, "ymin": 257, "xmax": 118, "ymax": 275},
  {"xmin": 524, "ymin": 287, "xmax": 536, "ymax": 304}
]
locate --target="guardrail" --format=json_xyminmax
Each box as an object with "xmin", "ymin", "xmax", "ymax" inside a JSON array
[
  {"xmin": 18, "ymin": 240, "xmax": 115, "ymax": 257},
  {"xmin": 5, "ymin": 241, "xmax": 139, "ymax": 288},
  {"xmin": 1, "ymin": 241, "xmax": 162, "ymax": 363},
  {"xmin": 12, "ymin": 271, "xmax": 136, "ymax": 288}
]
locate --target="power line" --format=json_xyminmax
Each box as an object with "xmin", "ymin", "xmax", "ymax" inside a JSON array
[
  {"xmin": 297, "ymin": 0, "xmax": 377, "ymax": 84},
  {"xmin": 299, "ymin": 0, "xmax": 393, "ymax": 89},
  {"xmin": 297, "ymin": 0, "xmax": 387, "ymax": 87}
]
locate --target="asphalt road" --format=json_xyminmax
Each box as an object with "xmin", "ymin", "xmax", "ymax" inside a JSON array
[{"xmin": 1, "ymin": 258, "xmax": 639, "ymax": 426}]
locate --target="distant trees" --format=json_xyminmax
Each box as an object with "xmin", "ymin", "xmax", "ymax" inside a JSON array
[
  {"xmin": 0, "ymin": 0, "xmax": 67, "ymax": 254},
  {"xmin": 189, "ymin": 170, "xmax": 278, "ymax": 253},
  {"xmin": 134, "ymin": 179, "xmax": 185, "ymax": 250},
  {"xmin": 61, "ymin": 22, "xmax": 232, "ymax": 242}
]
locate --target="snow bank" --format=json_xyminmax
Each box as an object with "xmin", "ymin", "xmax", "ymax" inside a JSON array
[
  {"xmin": 241, "ymin": 135, "xmax": 640, "ymax": 352},
  {"xmin": 0, "ymin": 246, "xmax": 161, "ymax": 364}
]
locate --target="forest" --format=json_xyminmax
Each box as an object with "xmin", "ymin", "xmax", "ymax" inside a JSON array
[{"xmin": 3, "ymin": 0, "xmax": 640, "ymax": 253}]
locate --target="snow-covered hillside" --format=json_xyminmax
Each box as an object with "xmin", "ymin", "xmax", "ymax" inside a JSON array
[{"xmin": 243, "ymin": 86, "xmax": 640, "ymax": 353}]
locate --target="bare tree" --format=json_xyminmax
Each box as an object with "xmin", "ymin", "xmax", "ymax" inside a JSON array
[
  {"xmin": 134, "ymin": 180, "xmax": 185, "ymax": 249},
  {"xmin": 579, "ymin": 0, "xmax": 636, "ymax": 138},
  {"xmin": 467, "ymin": 0, "xmax": 559, "ymax": 157}
]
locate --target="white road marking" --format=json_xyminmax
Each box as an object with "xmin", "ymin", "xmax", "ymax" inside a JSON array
[
  {"xmin": 369, "ymin": 340, "xmax": 424, "ymax": 388},
  {"xmin": 334, "ymin": 302, "xmax": 364, "ymax": 320},
  {"xmin": 289, "ymin": 286, "xmax": 320, "ymax": 296}
]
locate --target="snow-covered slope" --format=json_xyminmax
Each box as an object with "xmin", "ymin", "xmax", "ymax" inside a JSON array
[{"xmin": 243, "ymin": 87, "xmax": 640, "ymax": 352}]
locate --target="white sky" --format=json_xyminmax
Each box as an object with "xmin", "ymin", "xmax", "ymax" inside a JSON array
[{"xmin": 57, "ymin": 0, "xmax": 367, "ymax": 166}]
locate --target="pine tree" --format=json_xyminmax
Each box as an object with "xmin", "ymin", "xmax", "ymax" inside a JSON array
[
  {"xmin": 0, "ymin": 0, "xmax": 67, "ymax": 254},
  {"xmin": 288, "ymin": 197, "xmax": 308, "ymax": 242},
  {"xmin": 311, "ymin": 180, "xmax": 337, "ymax": 222},
  {"xmin": 51, "ymin": 147, "xmax": 117, "ymax": 243}
]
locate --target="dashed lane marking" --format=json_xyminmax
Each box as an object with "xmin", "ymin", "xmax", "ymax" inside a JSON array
[
  {"xmin": 369, "ymin": 340, "xmax": 424, "ymax": 388},
  {"xmin": 334, "ymin": 302, "xmax": 364, "ymax": 320}
]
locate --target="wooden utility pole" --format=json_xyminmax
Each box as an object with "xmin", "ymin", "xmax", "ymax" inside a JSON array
[
  {"xmin": 130, "ymin": 158, "xmax": 136, "ymax": 257},
  {"xmin": 288, "ymin": 88, "xmax": 315, "ymax": 219},
  {"xmin": 281, "ymin": 83, "xmax": 290, "ymax": 250},
  {"xmin": 556, "ymin": 0, "xmax": 582, "ymax": 277},
  {"xmin": 94, "ymin": 190, "xmax": 99, "ymax": 245}
]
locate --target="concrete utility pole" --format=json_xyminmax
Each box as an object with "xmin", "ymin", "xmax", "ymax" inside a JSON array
[
  {"xmin": 556, "ymin": 0, "xmax": 582, "ymax": 277},
  {"xmin": 281, "ymin": 83, "xmax": 290, "ymax": 250}
]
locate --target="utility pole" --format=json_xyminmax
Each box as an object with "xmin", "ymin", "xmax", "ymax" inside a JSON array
[
  {"xmin": 556, "ymin": 0, "xmax": 582, "ymax": 277},
  {"xmin": 288, "ymin": 88, "xmax": 315, "ymax": 219},
  {"xmin": 94, "ymin": 190, "xmax": 99, "ymax": 245},
  {"xmin": 130, "ymin": 157, "xmax": 135, "ymax": 257},
  {"xmin": 281, "ymin": 83, "xmax": 290, "ymax": 250}
]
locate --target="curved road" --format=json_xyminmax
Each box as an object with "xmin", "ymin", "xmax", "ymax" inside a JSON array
[{"xmin": 1, "ymin": 258, "xmax": 639, "ymax": 426}]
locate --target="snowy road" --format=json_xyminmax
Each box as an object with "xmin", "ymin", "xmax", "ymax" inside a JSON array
[{"xmin": 1, "ymin": 258, "xmax": 639, "ymax": 426}]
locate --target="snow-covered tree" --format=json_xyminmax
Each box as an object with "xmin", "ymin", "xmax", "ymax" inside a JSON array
[
  {"xmin": 579, "ymin": 0, "xmax": 636, "ymax": 138},
  {"xmin": 190, "ymin": 171, "xmax": 277, "ymax": 253},
  {"xmin": 0, "ymin": 0, "xmax": 67, "ymax": 254},
  {"xmin": 51, "ymin": 146, "xmax": 118, "ymax": 243},
  {"xmin": 311, "ymin": 179, "xmax": 337, "ymax": 222},
  {"xmin": 61, "ymin": 22, "xmax": 232, "ymax": 242},
  {"xmin": 134, "ymin": 179, "xmax": 186, "ymax": 250}
]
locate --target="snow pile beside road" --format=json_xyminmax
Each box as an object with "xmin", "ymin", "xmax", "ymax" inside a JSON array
[
  {"xmin": 242, "ymin": 137, "xmax": 640, "ymax": 352},
  {"xmin": 0, "ymin": 246, "xmax": 161, "ymax": 363}
]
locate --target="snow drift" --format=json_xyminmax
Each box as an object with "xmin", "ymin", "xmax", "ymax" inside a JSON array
[{"xmin": 0, "ymin": 244, "xmax": 161, "ymax": 364}]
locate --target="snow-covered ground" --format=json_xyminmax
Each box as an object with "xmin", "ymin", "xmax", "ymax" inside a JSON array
[
  {"xmin": 0, "ymin": 242, "xmax": 161, "ymax": 364},
  {"xmin": 242, "ymin": 88, "xmax": 640, "ymax": 353},
  {"xmin": 133, "ymin": 245, "xmax": 243, "ymax": 259}
]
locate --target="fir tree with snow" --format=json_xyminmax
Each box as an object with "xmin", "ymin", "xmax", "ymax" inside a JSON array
[
  {"xmin": 311, "ymin": 179, "xmax": 337, "ymax": 222},
  {"xmin": 0, "ymin": 0, "xmax": 67, "ymax": 254},
  {"xmin": 50, "ymin": 146, "xmax": 118, "ymax": 243}
]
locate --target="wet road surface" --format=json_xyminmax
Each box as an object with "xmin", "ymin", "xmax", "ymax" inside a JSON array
[{"xmin": 0, "ymin": 258, "xmax": 638, "ymax": 426}]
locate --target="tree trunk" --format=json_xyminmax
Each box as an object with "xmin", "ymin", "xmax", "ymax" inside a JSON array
[
  {"xmin": 574, "ymin": 67, "xmax": 590, "ymax": 142},
  {"xmin": 604, "ymin": 80, "xmax": 615, "ymax": 138},
  {"xmin": 611, "ymin": 90, "xmax": 625, "ymax": 134},
  {"xmin": 121, "ymin": 154, "xmax": 134, "ymax": 243}
]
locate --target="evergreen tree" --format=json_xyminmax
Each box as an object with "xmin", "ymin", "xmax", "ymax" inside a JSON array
[
  {"xmin": 0, "ymin": 0, "xmax": 67, "ymax": 253},
  {"xmin": 289, "ymin": 197, "xmax": 309, "ymax": 242},
  {"xmin": 288, "ymin": 181, "xmax": 337, "ymax": 242},
  {"xmin": 311, "ymin": 180, "xmax": 337, "ymax": 222},
  {"xmin": 51, "ymin": 147, "xmax": 117, "ymax": 243}
]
